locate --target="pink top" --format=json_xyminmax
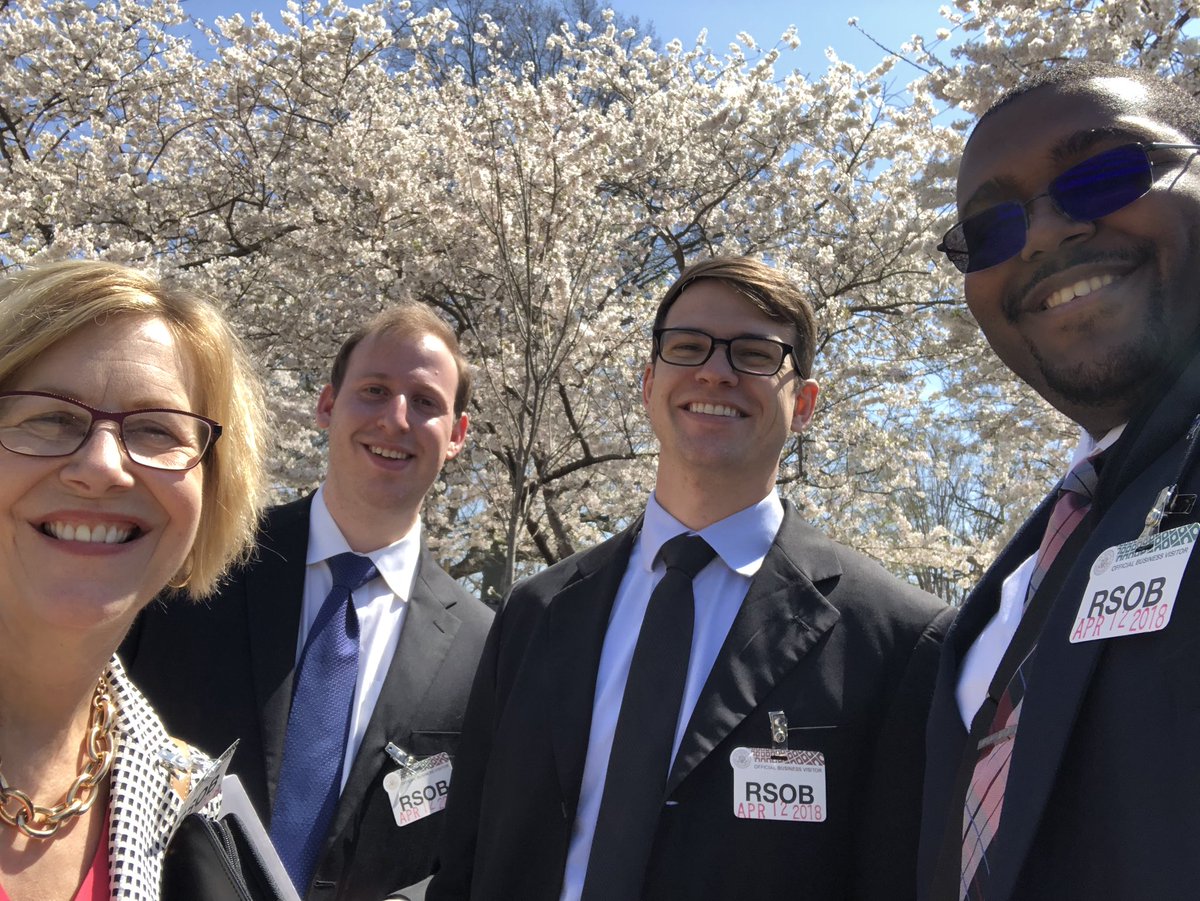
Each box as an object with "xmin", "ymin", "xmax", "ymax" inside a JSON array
[{"xmin": 0, "ymin": 815, "xmax": 111, "ymax": 901}]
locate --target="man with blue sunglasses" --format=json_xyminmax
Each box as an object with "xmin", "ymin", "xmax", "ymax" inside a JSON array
[{"xmin": 920, "ymin": 62, "xmax": 1200, "ymax": 901}]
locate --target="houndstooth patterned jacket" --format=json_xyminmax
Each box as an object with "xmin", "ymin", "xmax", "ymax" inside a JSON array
[{"xmin": 105, "ymin": 655, "xmax": 227, "ymax": 901}]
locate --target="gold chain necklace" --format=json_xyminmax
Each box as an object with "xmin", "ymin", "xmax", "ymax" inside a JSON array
[{"xmin": 0, "ymin": 678, "xmax": 116, "ymax": 839}]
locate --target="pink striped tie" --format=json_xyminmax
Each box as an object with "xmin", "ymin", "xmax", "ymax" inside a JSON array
[{"xmin": 959, "ymin": 456, "xmax": 1100, "ymax": 900}]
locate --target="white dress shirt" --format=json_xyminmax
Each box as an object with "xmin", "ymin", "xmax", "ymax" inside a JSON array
[
  {"xmin": 558, "ymin": 490, "xmax": 785, "ymax": 901},
  {"xmin": 956, "ymin": 424, "xmax": 1125, "ymax": 727},
  {"xmin": 298, "ymin": 486, "xmax": 421, "ymax": 790}
]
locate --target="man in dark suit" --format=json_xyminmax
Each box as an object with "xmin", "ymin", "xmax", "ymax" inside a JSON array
[
  {"xmin": 428, "ymin": 256, "xmax": 952, "ymax": 901},
  {"xmin": 919, "ymin": 62, "xmax": 1200, "ymax": 901},
  {"xmin": 123, "ymin": 304, "xmax": 494, "ymax": 901}
]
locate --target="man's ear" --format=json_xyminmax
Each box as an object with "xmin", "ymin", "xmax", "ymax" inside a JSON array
[
  {"xmin": 641, "ymin": 361, "xmax": 655, "ymax": 410},
  {"xmin": 315, "ymin": 383, "xmax": 336, "ymax": 429},
  {"xmin": 790, "ymin": 379, "xmax": 820, "ymax": 433},
  {"xmin": 445, "ymin": 413, "xmax": 469, "ymax": 460}
]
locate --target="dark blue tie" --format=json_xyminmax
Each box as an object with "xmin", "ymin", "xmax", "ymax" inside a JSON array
[{"xmin": 270, "ymin": 552, "xmax": 377, "ymax": 894}]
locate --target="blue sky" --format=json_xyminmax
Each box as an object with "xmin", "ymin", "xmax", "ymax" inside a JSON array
[
  {"xmin": 178, "ymin": 0, "xmax": 956, "ymax": 75},
  {"xmin": 605, "ymin": 0, "xmax": 952, "ymax": 75}
]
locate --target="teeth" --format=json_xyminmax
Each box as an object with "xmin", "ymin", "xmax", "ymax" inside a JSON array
[
  {"xmin": 688, "ymin": 402, "xmax": 742, "ymax": 418},
  {"xmin": 1045, "ymin": 273, "xmax": 1115, "ymax": 310},
  {"xmin": 370, "ymin": 445, "xmax": 412, "ymax": 460},
  {"xmin": 45, "ymin": 522, "xmax": 134, "ymax": 544}
]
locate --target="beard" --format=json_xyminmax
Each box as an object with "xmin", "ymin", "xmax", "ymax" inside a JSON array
[
  {"xmin": 1027, "ymin": 295, "xmax": 1172, "ymax": 408},
  {"xmin": 1007, "ymin": 243, "xmax": 1187, "ymax": 412}
]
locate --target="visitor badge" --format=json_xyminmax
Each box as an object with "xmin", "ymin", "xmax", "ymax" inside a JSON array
[
  {"xmin": 730, "ymin": 746, "xmax": 826, "ymax": 822},
  {"xmin": 382, "ymin": 752, "xmax": 452, "ymax": 827},
  {"xmin": 1069, "ymin": 523, "xmax": 1199, "ymax": 643}
]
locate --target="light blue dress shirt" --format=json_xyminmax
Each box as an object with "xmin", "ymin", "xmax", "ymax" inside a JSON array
[{"xmin": 558, "ymin": 490, "xmax": 785, "ymax": 901}]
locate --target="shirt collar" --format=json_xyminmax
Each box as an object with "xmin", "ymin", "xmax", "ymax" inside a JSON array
[
  {"xmin": 307, "ymin": 485, "xmax": 422, "ymax": 602},
  {"xmin": 1070, "ymin": 422, "xmax": 1126, "ymax": 472},
  {"xmin": 640, "ymin": 490, "xmax": 784, "ymax": 578}
]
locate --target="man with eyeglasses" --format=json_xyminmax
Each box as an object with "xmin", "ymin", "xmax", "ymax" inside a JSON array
[
  {"xmin": 919, "ymin": 61, "xmax": 1200, "ymax": 901},
  {"xmin": 122, "ymin": 304, "xmax": 494, "ymax": 901},
  {"xmin": 429, "ymin": 255, "xmax": 952, "ymax": 901}
]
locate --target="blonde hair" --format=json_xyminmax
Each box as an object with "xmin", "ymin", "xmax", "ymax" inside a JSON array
[{"xmin": 0, "ymin": 260, "xmax": 269, "ymax": 598}]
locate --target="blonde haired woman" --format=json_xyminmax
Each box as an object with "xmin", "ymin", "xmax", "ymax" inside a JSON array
[{"xmin": 0, "ymin": 260, "xmax": 267, "ymax": 899}]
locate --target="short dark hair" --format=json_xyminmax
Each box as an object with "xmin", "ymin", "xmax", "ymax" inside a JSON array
[
  {"xmin": 329, "ymin": 303, "xmax": 472, "ymax": 416},
  {"xmin": 977, "ymin": 61, "xmax": 1200, "ymax": 144},
  {"xmin": 652, "ymin": 256, "xmax": 817, "ymax": 378}
]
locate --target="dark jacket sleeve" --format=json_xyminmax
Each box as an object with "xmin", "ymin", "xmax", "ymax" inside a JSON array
[
  {"xmin": 853, "ymin": 602, "xmax": 957, "ymax": 901},
  {"xmin": 426, "ymin": 600, "xmax": 506, "ymax": 900}
]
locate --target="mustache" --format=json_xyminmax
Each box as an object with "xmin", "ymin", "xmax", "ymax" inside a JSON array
[{"xmin": 1002, "ymin": 244, "xmax": 1153, "ymax": 322}]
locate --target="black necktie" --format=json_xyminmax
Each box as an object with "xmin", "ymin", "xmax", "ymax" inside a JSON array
[{"xmin": 581, "ymin": 533, "xmax": 717, "ymax": 901}]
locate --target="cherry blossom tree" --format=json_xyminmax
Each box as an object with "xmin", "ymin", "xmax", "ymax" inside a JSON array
[{"xmin": 2, "ymin": 0, "xmax": 1183, "ymax": 601}]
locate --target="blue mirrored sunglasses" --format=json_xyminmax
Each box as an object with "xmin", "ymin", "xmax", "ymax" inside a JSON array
[{"xmin": 938, "ymin": 142, "xmax": 1200, "ymax": 274}]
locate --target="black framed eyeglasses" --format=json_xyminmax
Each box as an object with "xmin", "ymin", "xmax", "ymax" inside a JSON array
[
  {"xmin": 0, "ymin": 391, "xmax": 222, "ymax": 471},
  {"xmin": 938, "ymin": 141, "xmax": 1200, "ymax": 273},
  {"xmin": 653, "ymin": 328, "xmax": 797, "ymax": 376}
]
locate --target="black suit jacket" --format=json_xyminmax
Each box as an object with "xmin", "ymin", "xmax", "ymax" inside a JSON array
[
  {"xmin": 919, "ymin": 353, "xmax": 1200, "ymax": 901},
  {"xmin": 122, "ymin": 496, "xmax": 494, "ymax": 901},
  {"xmin": 428, "ymin": 501, "xmax": 953, "ymax": 901}
]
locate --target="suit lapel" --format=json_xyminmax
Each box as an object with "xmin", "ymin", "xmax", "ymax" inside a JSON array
[
  {"xmin": 943, "ymin": 491, "xmax": 1056, "ymax": 678},
  {"xmin": 984, "ymin": 460, "xmax": 1174, "ymax": 901},
  {"xmin": 666, "ymin": 506, "xmax": 842, "ymax": 795},
  {"xmin": 107, "ymin": 657, "xmax": 225, "ymax": 901},
  {"xmin": 244, "ymin": 497, "xmax": 311, "ymax": 810},
  {"xmin": 326, "ymin": 544, "xmax": 463, "ymax": 840},
  {"xmin": 922, "ymin": 496, "xmax": 1051, "ymax": 899},
  {"xmin": 548, "ymin": 525, "xmax": 640, "ymax": 812}
]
